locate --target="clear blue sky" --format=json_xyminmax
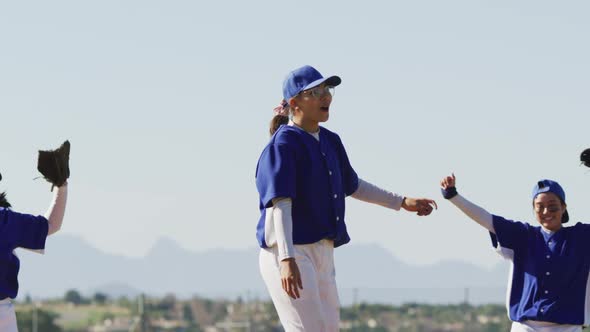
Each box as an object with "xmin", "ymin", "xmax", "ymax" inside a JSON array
[{"xmin": 1, "ymin": 0, "xmax": 588, "ymax": 268}]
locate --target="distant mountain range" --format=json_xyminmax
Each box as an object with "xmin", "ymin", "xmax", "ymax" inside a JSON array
[{"xmin": 16, "ymin": 235, "xmax": 510, "ymax": 305}]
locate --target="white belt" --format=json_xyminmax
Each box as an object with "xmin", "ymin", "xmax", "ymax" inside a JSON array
[{"xmin": 0, "ymin": 298, "xmax": 11, "ymax": 304}]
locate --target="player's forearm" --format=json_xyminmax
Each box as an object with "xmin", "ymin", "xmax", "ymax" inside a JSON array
[
  {"xmin": 448, "ymin": 194, "xmax": 495, "ymax": 233},
  {"xmin": 271, "ymin": 198, "xmax": 295, "ymax": 261},
  {"xmin": 45, "ymin": 183, "xmax": 68, "ymax": 235},
  {"xmin": 351, "ymin": 178, "xmax": 404, "ymax": 210}
]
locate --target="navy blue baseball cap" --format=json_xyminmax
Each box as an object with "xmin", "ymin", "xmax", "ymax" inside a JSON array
[
  {"xmin": 282, "ymin": 65, "xmax": 341, "ymax": 101},
  {"xmin": 532, "ymin": 179, "xmax": 569, "ymax": 223}
]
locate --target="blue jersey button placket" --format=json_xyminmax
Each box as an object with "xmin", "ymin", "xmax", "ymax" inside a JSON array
[
  {"xmin": 542, "ymin": 235, "xmax": 556, "ymax": 302},
  {"xmin": 538, "ymin": 246, "xmax": 553, "ymax": 315},
  {"xmin": 321, "ymin": 149, "xmax": 341, "ymax": 226},
  {"xmin": 333, "ymin": 192, "xmax": 341, "ymax": 224},
  {"xmin": 543, "ymin": 259, "xmax": 552, "ymax": 290}
]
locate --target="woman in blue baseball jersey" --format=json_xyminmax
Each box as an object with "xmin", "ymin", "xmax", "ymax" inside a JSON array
[
  {"xmin": 256, "ymin": 65, "xmax": 438, "ymax": 331},
  {"xmin": 440, "ymin": 173, "xmax": 590, "ymax": 332},
  {"xmin": 0, "ymin": 172, "xmax": 68, "ymax": 332}
]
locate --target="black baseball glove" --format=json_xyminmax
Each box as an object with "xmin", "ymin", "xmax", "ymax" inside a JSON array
[
  {"xmin": 581, "ymin": 148, "xmax": 590, "ymax": 168},
  {"xmin": 37, "ymin": 140, "xmax": 71, "ymax": 190}
]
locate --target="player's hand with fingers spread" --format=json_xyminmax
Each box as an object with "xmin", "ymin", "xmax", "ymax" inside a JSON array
[
  {"xmin": 402, "ymin": 197, "xmax": 438, "ymax": 216},
  {"xmin": 280, "ymin": 258, "xmax": 303, "ymax": 299},
  {"xmin": 440, "ymin": 173, "xmax": 456, "ymax": 190}
]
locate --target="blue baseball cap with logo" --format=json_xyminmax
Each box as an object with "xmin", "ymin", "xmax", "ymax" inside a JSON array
[
  {"xmin": 282, "ymin": 65, "xmax": 341, "ymax": 101},
  {"xmin": 532, "ymin": 179, "xmax": 569, "ymax": 223}
]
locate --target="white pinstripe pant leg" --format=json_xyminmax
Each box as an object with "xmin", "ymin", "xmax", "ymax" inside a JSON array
[
  {"xmin": 259, "ymin": 240, "xmax": 340, "ymax": 332},
  {"xmin": 511, "ymin": 321, "xmax": 582, "ymax": 332},
  {"xmin": 316, "ymin": 240, "xmax": 340, "ymax": 332},
  {"xmin": 0, "ymin": 300, "xmax": 18, "ymax": 332}
]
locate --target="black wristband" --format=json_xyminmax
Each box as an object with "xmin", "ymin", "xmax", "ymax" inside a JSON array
[{"xmin": 441, "ymin": 187, "xmax": 458, "ymax": 199}]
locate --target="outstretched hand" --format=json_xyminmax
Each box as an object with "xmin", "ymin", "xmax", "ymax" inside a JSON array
[
  {"xmin": 402, "ymin": 197, "xmax": 438, "ymax": 216},
  {"xmin": 440, "ymin": 173, "xmax": 456, "ymax": 189}
]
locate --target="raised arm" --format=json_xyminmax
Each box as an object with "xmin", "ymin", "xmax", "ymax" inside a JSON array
[
  {"xmin": 44, "ymin": 183, "xmax": 68, "ymax": 235},
  {"xmin": 440, "ymin": 174, "xmax": 495, "ymax": 233}
]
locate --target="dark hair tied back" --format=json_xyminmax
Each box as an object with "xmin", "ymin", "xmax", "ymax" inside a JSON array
[
  {"xmin": 270, "ymin": 100, "xmax": 290, "ymax": 136},
  {"xmin": 270, "ymin": 114, "xmax": 289, "ymax": 136},
  {"xmin": 0, "ymin": 192, "xmax": 10, "ymax": 208}
]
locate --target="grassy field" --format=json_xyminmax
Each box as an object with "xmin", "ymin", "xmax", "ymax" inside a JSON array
[{"xmin": 17, "ymin": 303, "xmax": 132, "ymax": 331}]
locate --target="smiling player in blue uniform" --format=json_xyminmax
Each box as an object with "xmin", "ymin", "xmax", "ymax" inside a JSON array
[
  {"xmin": 441, "ymin": 173, "xmax": 590, "ymax": 332},
  {"xmin": 256, "ymin": 65, "xmax": 437, "ymax": 331},
  {"xmin": 0, "ymin": 169, "xmax": 68, "ymax": 331}
]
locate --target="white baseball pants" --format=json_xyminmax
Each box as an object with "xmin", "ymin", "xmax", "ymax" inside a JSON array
[
  {"xmin": 259, "ymin": 239, "xmax": 340, "ymax": 332},
  {"xmin": 511, "ymin": 321, "xmax": 582, "ymax": 332},
  {"xmin": 0, "ymin": 299, "xmax": 18, "ymax": 332}
]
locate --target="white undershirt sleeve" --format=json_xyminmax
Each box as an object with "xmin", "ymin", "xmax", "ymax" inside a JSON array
[
  {"xmin": 271, "ymin": 197, "xmax": 295, "ymax": 261},
  {"xmin": 448, "ymin": 193, "xmax": 495, "ymax": 233},
  {"xmin": 45, "ymin": 184, "xmax": 68, "ymax": 236},
  {"xmin": 351, "ymin": 178, "xmax": 404, "ymax": 211}
]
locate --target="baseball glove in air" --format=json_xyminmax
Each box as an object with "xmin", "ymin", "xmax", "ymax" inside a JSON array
[
  {"xmin": 37, "ymin": 140, "xmax": 71, "ymax": 190},
  {"xmin": 581, "ymin": 148, "xmax": 590, "ymax": 168}
]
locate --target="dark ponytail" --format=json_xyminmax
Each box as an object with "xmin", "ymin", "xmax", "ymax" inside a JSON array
[
  {"xmin": 270, "ymin": 114, "xmax": 289, "ymax": 136},
  {"xmin": 270, "ymin": 99, "xmax": 290, "ymax": 136},
  {"xmin": 0, "ymin": 172, "xmax": 8, "ymax": 208}
]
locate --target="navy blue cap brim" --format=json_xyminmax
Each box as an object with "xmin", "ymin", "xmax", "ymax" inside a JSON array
[{"xmin": 302, "ymin": 75, "xmax": 341, "ymax": 91}]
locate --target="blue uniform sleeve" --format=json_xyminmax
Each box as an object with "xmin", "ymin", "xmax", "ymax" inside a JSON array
[
  {"xmin": 489, "ymin": 215, "xmax": 529, "ymax": 252},
  {"xmin": 1, "ymin": 209, "xmax": 48, "ymax": 250},
  {"xmin": 256, "ymin": 143, "xmax": 297, "ymax": 208},
  {"xmin": 573, "ymin": 222, "xmax": 590, "ymax": 243},
  {"xmin": 334, "ymin": 135, "xmax": 359, "ymax": 196}
]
